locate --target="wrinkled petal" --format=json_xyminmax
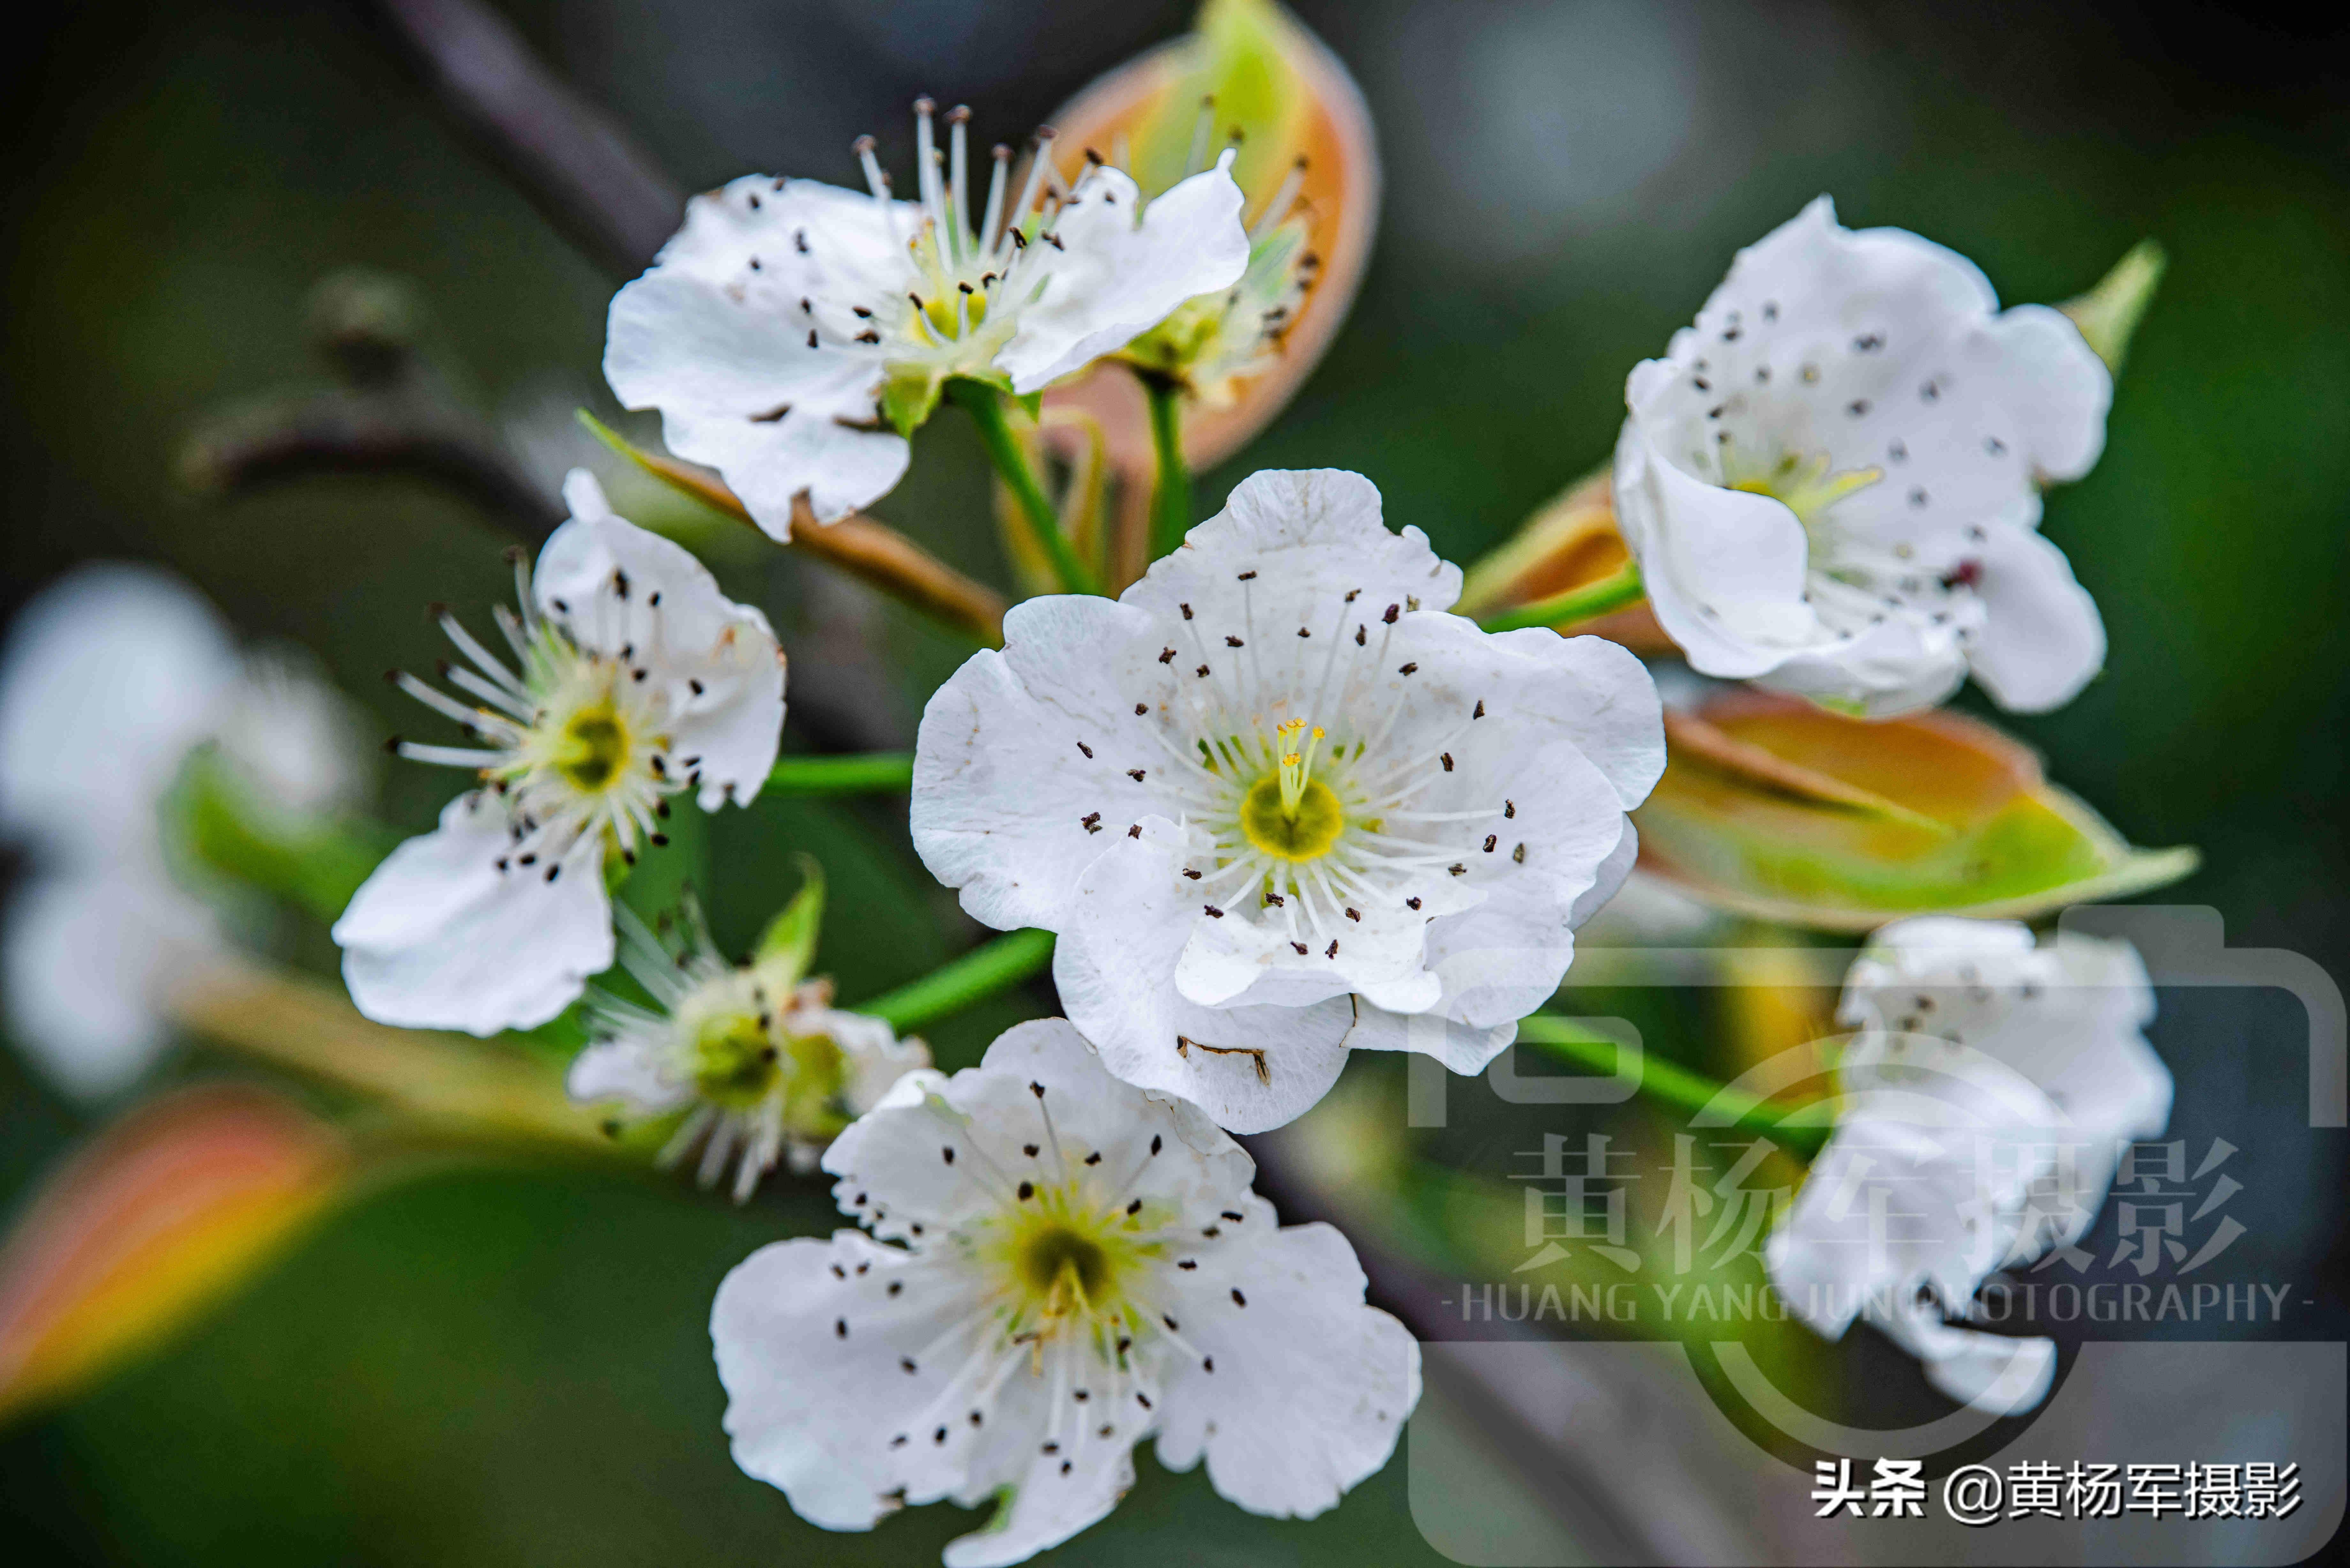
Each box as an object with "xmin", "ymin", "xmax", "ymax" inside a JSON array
[
  {"xmin": 912, "ymin": 594, "xmax": 1161, "ymax": 932},
  {"xmin": 332, "ymin": 792, "xmax": 614, "ymax": 1034},
  {"xmin": 1058, "ymin": 824, "xmax": 1357, "ymax": 1133},
  {"xmin": 996, "ymin": 157, "xmax": 1251, "ymax": 393},
  {"xmin": 603, "ymin": 175, "xmax": 919, "ymax": 532},
  {"xmin": 1964, "ymin": 524, "xmax": 2106, "ymax": 712},
  {"xmin": 1154, "ymin": 1219, "xmax": 1420, "ymax": 1518}
]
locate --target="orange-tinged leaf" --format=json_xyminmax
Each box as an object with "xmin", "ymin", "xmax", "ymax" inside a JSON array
[
  {"xmin": 1634, "ymin": 694, "xmax": 2198, "ymax": 931},
  {"xmin": 1040, "ymin": 0, "xmax": 1380, "ymax": 557},
  {"xmin": 1455, "ymin": 466, "xmax": 1673, "ymax": 650},
  {"xmin": 0, "ymin": 1084, "xmax": 348, "ymax": 1424}
]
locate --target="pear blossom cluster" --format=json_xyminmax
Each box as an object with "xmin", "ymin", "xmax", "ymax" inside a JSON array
[{"xmin": 0, "ymin": 5, "xmax": 2224, "ymax": 1559}]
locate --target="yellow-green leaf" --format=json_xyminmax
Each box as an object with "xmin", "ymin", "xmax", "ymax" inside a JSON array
[{"xmin": 1634, "ymin": 695, "xmax": 2198, "ymax": 931}]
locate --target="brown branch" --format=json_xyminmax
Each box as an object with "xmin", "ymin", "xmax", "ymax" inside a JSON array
[
  {"xmin": 179, "ymin": 387, "xmax": 564, "ymax": 542},
  {"xmin": 373, "ymin": 0, "xmax": 682, "ymax": 277}
]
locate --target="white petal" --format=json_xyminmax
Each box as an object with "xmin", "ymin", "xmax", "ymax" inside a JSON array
[
  {"xmin": 1154, "ymin": 1220, "xmax": 1420, "ymax": 1518},
  {"xmin": 1611, "ymin": 417, "xmax": 1815, "ymax": 678},
  {"xmin": 1126, "ymin": 468, "xmax": 1462, "ymax": 621},
  {"xmin": 566, "ymin": 1035, "xmax": 689, "ymax": 1112},
  {"xmin": 1056, "ymin": 825, "xmax": 1357, "ymax": 1133},
  {"xmin": 1754, "ymin": 612, "xmax": 1968, "ymax": 717},
  {"xmin": 3, "ymin": 869, "xmax": 219, "ymax": 1100},
  {"xmin": 1891, "ymin": 1303, "xmax": 2058, "ymax": 1417},
  {"xmin": 1963, "ymin": 524, "xmax": 2106, "ymax": 712},
  {"xmin": 911, "ymin": 594, "xmax": 1162, "ymax": 933},
  {"xmin": 714, "ymin": 1233, "xmax": 1022, "ymax": 1530},
  {"xmin": 996, "ymin": 156, "xmax": 1251, "ymax": 393},
  {"xmin": 603, "ymin": 176, "xmax": 922, "ymax": 532},
  {"xmin": 332, "ymin": 792, "xmax": 614, "ymax": 1034},
  {"xmin": 536, "ymin": 477, "xmax": 787, "ymax": 807},
  {"xmin": 0, "ymin": 562, "xmax": 237, "ymax": 859}
]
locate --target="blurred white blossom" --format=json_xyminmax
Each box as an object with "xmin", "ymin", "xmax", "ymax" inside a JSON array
[
  {"xmin": 0, "ymin": 564, "xmax": 367, "ymax": 1097},
  {"xmin": 1767, "ymin": 917, "xmax": 2171, "ymax": 1414}
]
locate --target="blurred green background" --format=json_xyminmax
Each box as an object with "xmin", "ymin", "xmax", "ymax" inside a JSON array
[{"xmin": 3, "ymin": 1, "xmax": 2346, "ymax": 1562}]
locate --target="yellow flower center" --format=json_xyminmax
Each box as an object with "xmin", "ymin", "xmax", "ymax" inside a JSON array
[
  {"xmin": 689, "ymin": 1009, "xmax": 779, "ymax": 1109},
  {"xmin": 1728, "ymin": 448, "xmax": 1882, "ymax": 533},
  {"xmin": 1238, "ymin": 719, "xmax": 1345, "ymax": 861},
  {"xmin": 985, "ymin": 1180, "xmax": 1156, "ymax": 1334}
]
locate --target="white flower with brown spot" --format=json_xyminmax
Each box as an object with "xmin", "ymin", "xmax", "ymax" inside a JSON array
[
  {"xmin": 911, "ymin": 469, "xmax": 1663, "ymax": 1132},
  {"xmin": 1615, "ymin": 197, "xmax": 2112, "ymax": 716},
  {"xmin": 332, "ymin": 471, "xmax": 785, "ymax": 1035},
  {"xmin": 712, "ymin": 1018, "xmax": 1419, "ymax": 1568},
  {"xmin": 604, "ymin": 100, "xmax": 1250, "ymax": 538},
  {"xmin": 1766, "ymin": 917, "xmax": 2172, "ymax": 1414}
]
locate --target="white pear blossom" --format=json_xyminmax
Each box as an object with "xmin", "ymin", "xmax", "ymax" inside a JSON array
[
  {"xmin": 1614, "ymin": 197, "xmax": 2112, "ymax": 716},
  {"xmin": 1766, "ymin": 917, "xmax": 2171, "ymax": 1414},
  {"xmin": 712, "ymin": 1017, "xmax": 1419, "ymax": 1567},
  {"xmin": 568, "ymin": 898, "xmax": 928, "ymax": 1200},
  {"xmin": 911, "ymin": 470, "xmax": 1663, "ymax": 1132},
  {"xmin": 605, "ymin": 100, "xmax": 1251, "ymax": 538},
  {"xmin": 0, "ymin": 564, "xmax": 366, "ymax": 1097},
  {"xmin": 333, "ymin": 471, "xmax": 785, "ymax": 1035}
]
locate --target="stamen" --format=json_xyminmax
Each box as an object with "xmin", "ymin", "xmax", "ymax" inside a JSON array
[
  {"xmin": 1250, "ymin": 156, "xmax": 1309, "ymax": 241},
  {"xmin": 979, "ymin": 143, "xmax": 1009, "ymax": 255},
  {"xmin": 1184, "ymin": 95, "xmax": 1216, "ymax": 176}
]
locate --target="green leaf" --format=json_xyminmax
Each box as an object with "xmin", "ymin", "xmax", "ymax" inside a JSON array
[
  {"xmin": 171, "ymin": 750, "xmax": 395, "ymax": 924},
  {"xmin": 1635, "ymin": 697, "xmax": 2198, "ymax": 931},
  {"xmin": 752, "ymin": 855, "xmax": 826, "ymax": 987}
]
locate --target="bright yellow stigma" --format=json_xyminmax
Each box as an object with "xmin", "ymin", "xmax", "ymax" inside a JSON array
[{"xmin": 1243, "ymin": 720, "xmax": 1344, "ymax": 861}]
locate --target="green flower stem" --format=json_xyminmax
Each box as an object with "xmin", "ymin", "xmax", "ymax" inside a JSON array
[
  {"xmin": 1477, "ymin": 562, "xmax": 1645, "ymax": 634},
  {"xmin": 765, "ymin": 752, "xmax": 915, "ymax": 796},
  {"xmin": 1517, "ymin": 1015, "xmax": 1831, "ymax": 1158},
  {"xmin": 860, "ymin": 929, "xmax": 1055, "ymax": 1034},
  {"xmin": 1143, "ymin": 373, "xmax": 1192, "ymax": 562},
  {"xmin": 949, "ymin": 381, "xmax": 1103, "ymax": 597}
]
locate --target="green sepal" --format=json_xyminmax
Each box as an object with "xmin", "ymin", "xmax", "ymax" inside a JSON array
[
  {"xmin": 881, "ymin": 366, "xmax": 946, "ymax": 439},
  {"xmin": 752, "ymin": 855, "xmax": 826, "ymax": 989},
  {"xmin": 1014, "ymin": 390, "xmax": 1043, "ymax": 422},
  {"xmin": 2060, "ymin": 239, "xmax": 2166, "ymax": 374}
]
